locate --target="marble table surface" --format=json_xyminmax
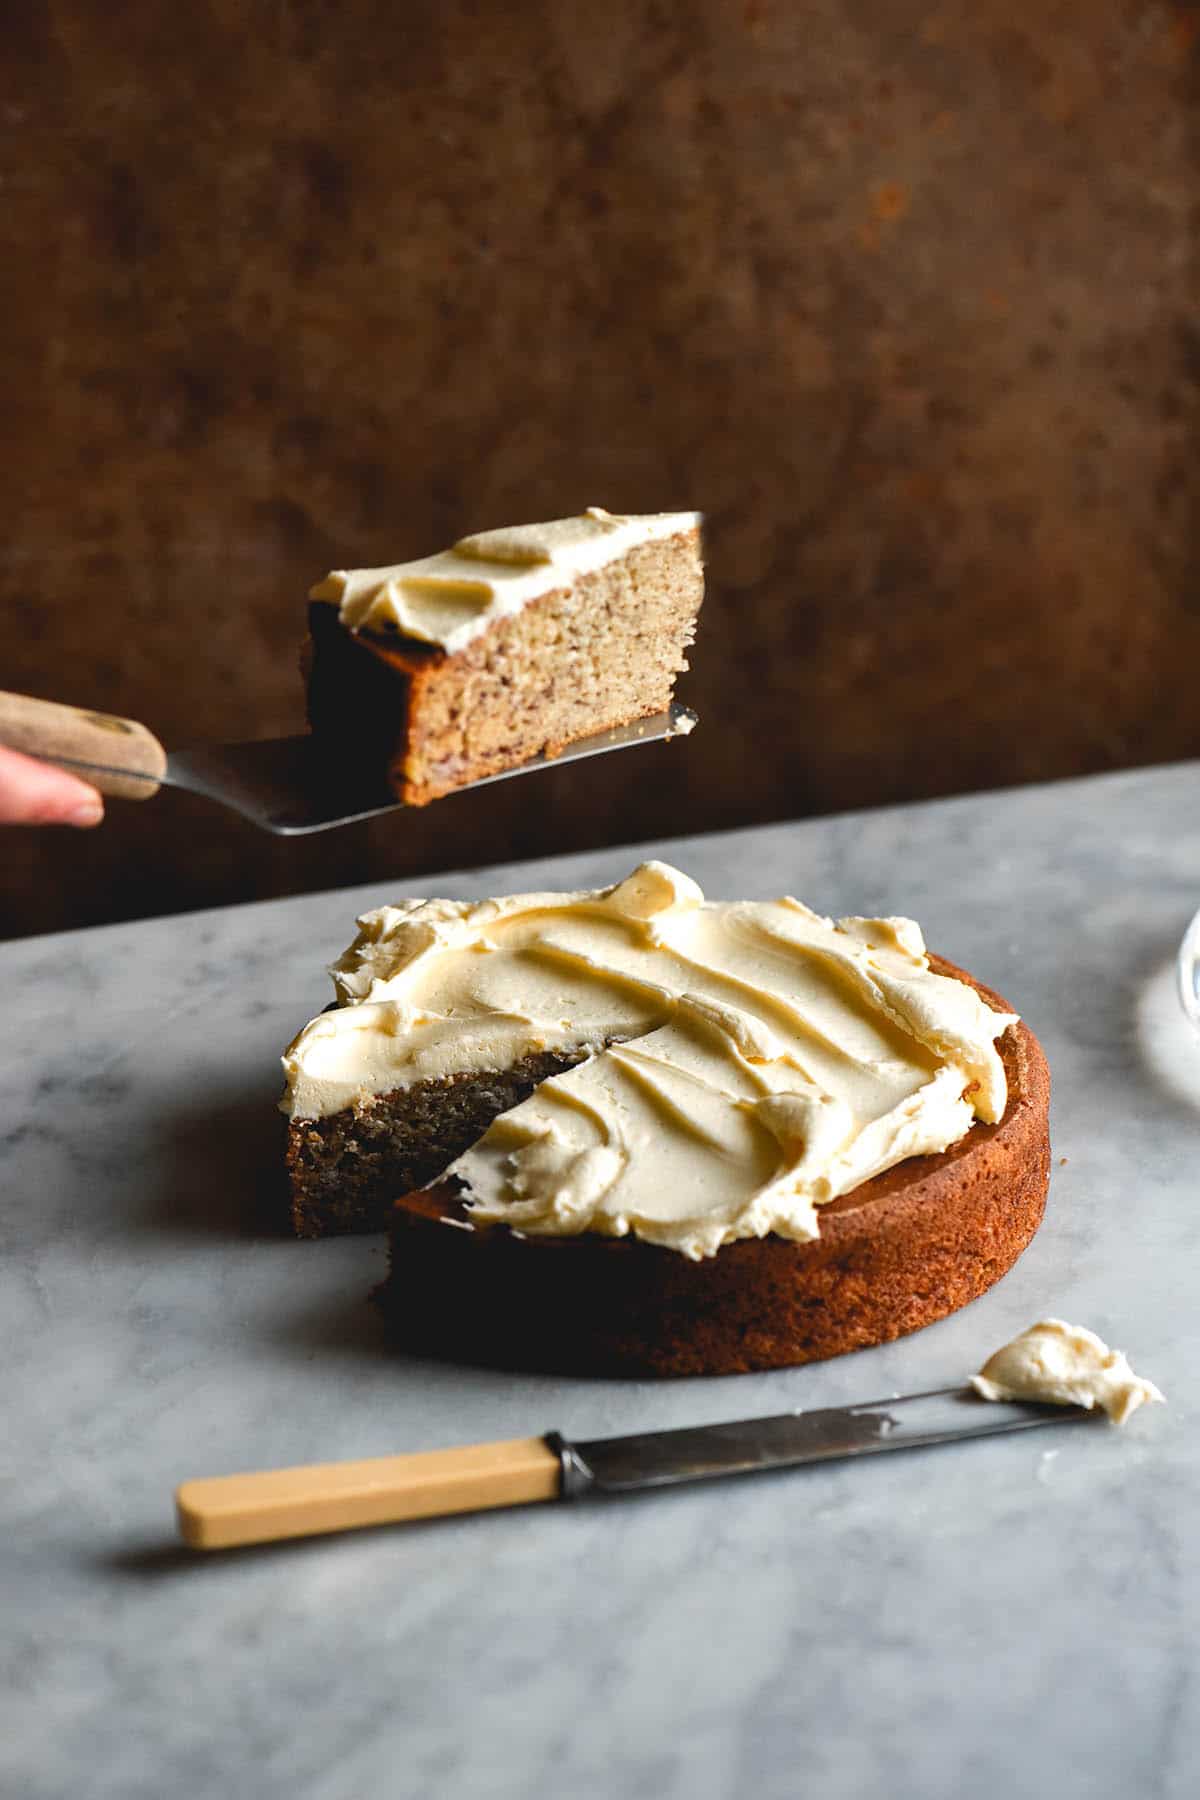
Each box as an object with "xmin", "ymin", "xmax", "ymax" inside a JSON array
[{"xmin": 4, "ymin": 763, "xmax": 1199, "ymax": 1800}]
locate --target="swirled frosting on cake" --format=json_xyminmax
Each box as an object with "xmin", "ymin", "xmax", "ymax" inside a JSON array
[
  {"xmin": 971, "ymin": 1320, "xmax": 1165, "ymax": 1423},
  {"xmin": 282, "ymin": 861, "xmax": 1017, "ymax": 1260},
  {"xmin": 309, "ymin": 507, "xmax": 700, "ymax": 654}
]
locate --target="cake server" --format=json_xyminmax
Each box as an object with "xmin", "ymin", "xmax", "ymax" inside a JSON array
[
  {"xmin": 175, "ymin": 1385, "xmax": 1104, "ymax": 1551},
  {"xmin": 0, "ymin": 689, "xmax": 698, "ymax": 835}
]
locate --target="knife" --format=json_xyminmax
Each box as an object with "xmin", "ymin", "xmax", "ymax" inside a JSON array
[
  {"xmin": 0, "ymin": 689, "xmax": 697, "ymax": 835},
  {"xmin": 175, "ymin": 1386, "xmax": 1102, "ymax": 1550}
]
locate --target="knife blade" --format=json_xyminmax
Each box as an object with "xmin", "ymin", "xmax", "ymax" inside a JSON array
[
  {"xmin": 552, "ymin": 1385, "xmax": 1100, "ymax": 1498},
  {"xmin": 176, "ymin": 1387, "xmax": 1102, "ymax": 1550}
]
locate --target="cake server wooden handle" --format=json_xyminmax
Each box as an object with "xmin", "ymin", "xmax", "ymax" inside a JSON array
[
  {"xmin": 176, "ymin": 1436, "xmax": 562, "ymax": 1550},
  {"xmin": 0, "ymin": 689, "xmax": 167, "ymax": 800}
]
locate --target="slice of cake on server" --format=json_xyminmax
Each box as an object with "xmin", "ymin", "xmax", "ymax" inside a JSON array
[{"xmin": 304, "ymin": 507, "xmax": 703, "ymax": 806}]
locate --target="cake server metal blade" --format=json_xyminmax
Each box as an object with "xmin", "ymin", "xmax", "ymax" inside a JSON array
[
  {"xmin": 162, "ymin": 703, "xmax": 698, "ymax": 834},
  {"xmin": 553, "ymin": 1386, "xmax": 1102, "ymax": 1499},
  {"xmin": 1, "ymin": 686, "xmax": 697, "ymax": 835}
]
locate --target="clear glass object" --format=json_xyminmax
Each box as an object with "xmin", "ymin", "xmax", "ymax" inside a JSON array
[{"xmin": 1177, "ymin": 908, "xmax": 1200, "ymax": 1030}]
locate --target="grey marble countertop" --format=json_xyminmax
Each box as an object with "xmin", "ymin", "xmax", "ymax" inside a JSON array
[{"xmin": 4, "ymin": 763, "xmax": 1199, "ymax": 1800}]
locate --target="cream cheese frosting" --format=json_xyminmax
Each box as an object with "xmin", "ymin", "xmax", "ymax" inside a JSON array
[
  {"xmin": 309, "ymin": 507, "xmax": 700, "ymax": 654},
  {"xmin": 971, "ymin": 1319, "xmax": 1165, "ymax": 1423},
  {"xmin": 282, "ymin": 861, "xmax": 1017, "ymax": 1260}
]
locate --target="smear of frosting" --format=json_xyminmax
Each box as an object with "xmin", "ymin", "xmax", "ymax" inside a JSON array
[
  {"xmin": 308, "ymin": 507, "xmax": 700, "ymax": 654},
  {"xmin": 971, "ymin": 1319, "xmax": 1165, "ymax": 1423},
  {"xmin": 282, "ymin": 861, "xmax": 1018, "ymax": 1260}
]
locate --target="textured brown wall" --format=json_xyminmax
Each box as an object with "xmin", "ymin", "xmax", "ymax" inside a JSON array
[{"xmin": 3, "ymin": 1, "xmax": 1197, "ymax": 937}]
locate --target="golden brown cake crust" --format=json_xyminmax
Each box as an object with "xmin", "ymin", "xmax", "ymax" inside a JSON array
[{"xmin": 378, "ymin": 959, "xmax": 1051, "ymax": 1377}]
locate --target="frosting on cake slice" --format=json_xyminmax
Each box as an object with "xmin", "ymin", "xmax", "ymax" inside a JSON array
[{"xmin": 310, "ymin": 506, "xmax": 700, "ymax": 655}]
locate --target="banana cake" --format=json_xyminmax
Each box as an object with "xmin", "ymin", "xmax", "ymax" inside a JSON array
[{"xmin": 282, "ymin": 862, "xmax": 1050, "ymax": 1374}]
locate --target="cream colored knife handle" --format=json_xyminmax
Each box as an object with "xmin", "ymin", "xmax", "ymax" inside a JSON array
[
  {"xmin": 176, "ymin": 1436, "xmax": 562, "ymax": 1550},
  {"xmin": 0, "ymin": 689, "xmax": 167, "ymax": 800}
]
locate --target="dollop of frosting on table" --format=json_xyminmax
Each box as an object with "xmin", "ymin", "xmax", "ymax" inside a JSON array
[
  {"xmin": 971, "ymin": 1319, "xmax": 1165, "ymax": 1423},
  {"xmin": 309, "ymin": 507, "xmax": 700, "ymax": 654},
  {"xmin": 282, "ymin": 860, "xmax": 1017, "ymax": 1259}
]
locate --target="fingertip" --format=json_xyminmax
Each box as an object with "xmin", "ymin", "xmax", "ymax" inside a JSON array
[
  {"xmin": 0, "ymin": 746, "xmax": 105, "ymax": 827},
  {"xmin": 62, "ymin": 800, "xmax": 106, "ymax": 829}
]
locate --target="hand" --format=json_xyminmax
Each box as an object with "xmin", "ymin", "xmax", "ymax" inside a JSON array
[{"xmin": 0, "ymin": 744, "xmax": 104, "ymax": 827}]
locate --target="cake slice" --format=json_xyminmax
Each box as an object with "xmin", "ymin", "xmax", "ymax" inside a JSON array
[{"xmin": 304, "ymin": 507, "xmax": 702, "ymax": 806}]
